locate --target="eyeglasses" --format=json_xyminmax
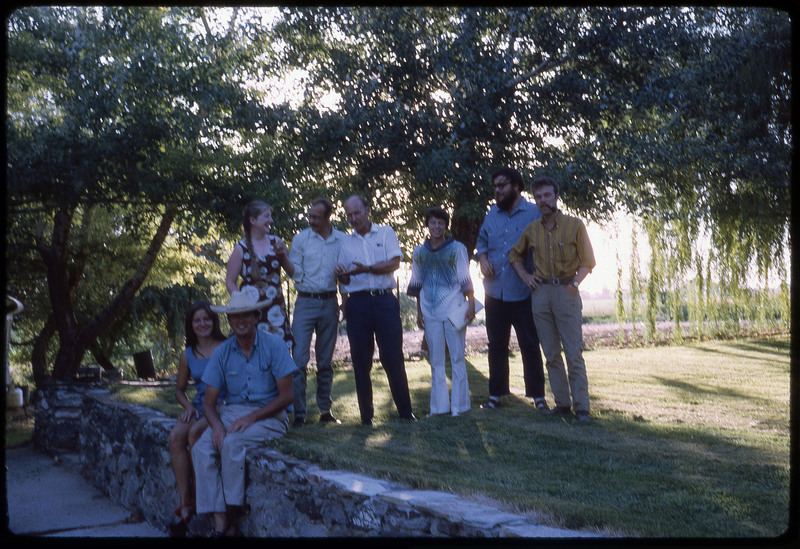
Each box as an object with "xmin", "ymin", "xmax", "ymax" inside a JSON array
[{"xmin": 493, "ymin": 181, "xmax": 511, "ymax": 190}]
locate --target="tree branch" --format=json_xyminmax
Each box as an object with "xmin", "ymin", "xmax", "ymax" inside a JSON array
[
  {"xmin": 228, "ymin": 7, "xmax": 239, "ymax": 38},
  {"xmin": 78, "ymin": 206, "xmax": 178, "ymax": 349},
  {"xmin": 509, "ymin": 9, "xmax": 581, "ymax": 88},
  {"xmin": 200, "ymin": 8, "xmax": 213, "ymax": 38}
]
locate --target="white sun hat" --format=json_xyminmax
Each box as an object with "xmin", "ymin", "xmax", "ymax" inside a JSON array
[{"xmin": 210, "ymin": 288, "xmax": 268, "ymax": 314}]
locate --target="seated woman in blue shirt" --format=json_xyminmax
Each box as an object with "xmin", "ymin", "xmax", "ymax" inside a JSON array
[{"xmin": 168, "ymin": 300, "xmax": 227, "ymax": 536}]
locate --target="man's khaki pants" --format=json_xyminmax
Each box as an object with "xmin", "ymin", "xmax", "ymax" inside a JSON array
[
  {"xmin": 531, "ymin": 284, "xmax": 590, "ymax": 413},
  {"xmin": 192, "ymin": 404, "xmax": 288, "ymax": 514}
]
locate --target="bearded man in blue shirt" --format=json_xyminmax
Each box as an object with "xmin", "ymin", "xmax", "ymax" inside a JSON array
[{"xmin": 475, "ymin": 167, "xmax": 548, "ymax": 412}]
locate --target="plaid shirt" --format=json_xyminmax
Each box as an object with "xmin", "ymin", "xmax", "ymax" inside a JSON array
[{"xmin": 509, "ymin": 210, "xmax": 596, "ymax": 280}]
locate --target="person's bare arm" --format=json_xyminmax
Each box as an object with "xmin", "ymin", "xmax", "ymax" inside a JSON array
[
  {"xmin": 511, "ymin": 259, "xmax": 540, "ymax": 290},
  {"xmin": 225, "ymin": 244, "xmax": 244, "ymax": 294},
  {"xmin": 342, "ymin": 255, "xmax": 401, "ymax": 276}
]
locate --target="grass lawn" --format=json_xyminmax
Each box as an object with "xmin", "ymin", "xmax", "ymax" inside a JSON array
[
  {"xmin": 110, "ymin": 335, "xmax": 790, "ymax": 538},
  {"xmin": 4, "ymin": 408, "xmax": 34, "ymax": 448}
]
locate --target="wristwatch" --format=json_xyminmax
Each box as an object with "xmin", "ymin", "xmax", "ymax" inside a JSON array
[{"xmin": 572, "ymin": 280, "xmax": 579, "ymax": 288}]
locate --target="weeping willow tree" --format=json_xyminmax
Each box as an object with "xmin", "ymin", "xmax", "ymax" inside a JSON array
[
  {"xmin": 643, "ymin": 218, "xmax": 664, "ymax": 342},
  {"xmin": 691, "ymin": 254, "xmax": 706, "ymax": 338},
  {"xmin": 619, "ymin": 209, "xmax": 790, "ymax": 344},
  {"xmin": 610, "ymin": 8, "xmax": 790, "ymax": 342}
]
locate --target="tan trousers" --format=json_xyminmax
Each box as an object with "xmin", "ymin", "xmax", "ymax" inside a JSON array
[
  {"xmin": 531, "ymin": 284, "xmax": 590, "ymax": 413},
  {"xmin": 191, "ymin": 404, "xmax": 288, "ymax": 514}
]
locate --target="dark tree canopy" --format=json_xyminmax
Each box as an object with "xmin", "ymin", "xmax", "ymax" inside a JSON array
[
  {"xmin": 6, "ymin": 7, "xmax": 292, "ymax": 380},
  {"xmin": 271, "ymin": 6, "xmax": 790, "ymax": 265},
  {"xmin": 5, "ymin": 6, "xmax": 791, "ymax": 383}
]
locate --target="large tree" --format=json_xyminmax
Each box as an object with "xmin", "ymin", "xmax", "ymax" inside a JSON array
[
  {"xmin": 7, "ymin": 6, "xmax": 790, "ymax": 382},
  {"xmin": 270, "ymin": 6, "xmax": 791, "ymax": 271},
  {"xmin": 6, "ymin": 7, "xmax": 288, "ymax": 382}
]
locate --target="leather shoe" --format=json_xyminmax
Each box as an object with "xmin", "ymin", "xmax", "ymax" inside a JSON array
[
  {"xmin": 292, "ymin": 417, "xmax": 305, "ymax": 428},
  {"xmin": 542, "ymin": 405, "xmax": 571, "ymax": 416},
  {"xmin": 575, "ymin": 411, "xmax": 591, "ymax": 422},
  {"xmin": 361, "ymin": 418, "xmax": 373, "ymax": 426},
  {"xmin": 319, "ymin": 412, "xmax": 341, "ymax": 424},
  {"xmin": 534, "ymin": 398, "xmax": 550, "ymax": 412},
  {"xmin": 401, "ymin": 413, "xmax": 417, "ymax": 421}
]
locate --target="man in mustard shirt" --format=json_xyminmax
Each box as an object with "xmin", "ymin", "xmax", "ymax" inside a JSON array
[{"xmin": 509, "ymin": 176, "xmax": 596, "ymax": 422}]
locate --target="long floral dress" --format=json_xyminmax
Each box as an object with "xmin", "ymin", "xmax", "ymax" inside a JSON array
[{"xmin": 237, "ymin": 236, "xmax": 294, "ymax": 351}]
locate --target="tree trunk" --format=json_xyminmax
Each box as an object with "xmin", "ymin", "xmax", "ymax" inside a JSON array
[
  {"xmin": 31, "ymin": 316, "xmax": 56, "ymax": 386},
  {"xmin": 47, "ymin": 209, "xmax": 81, "ymax": 380},
  {"xmin": 50, "ymin": 206, "xmax": 178, "ymax": 380},
  {"xmin": 89, "ymin": 342, "xmax": 117, "ymax": 374}
]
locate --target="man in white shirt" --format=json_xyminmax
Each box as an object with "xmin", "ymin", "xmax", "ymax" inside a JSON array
[
  {"xmin": 335, "ymin": 195, "xmax": 416, "ymax": 425},
  {"xmin": 288, "ymin": 197, "xmax": 346, "ymax": 427}
]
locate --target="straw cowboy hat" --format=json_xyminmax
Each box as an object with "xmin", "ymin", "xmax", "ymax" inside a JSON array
[{"xmin": 210, "ymin": 288, "xmax": 267, "ymax": 314}]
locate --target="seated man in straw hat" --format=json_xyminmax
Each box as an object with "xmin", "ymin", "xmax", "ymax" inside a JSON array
[{"xmin": 191, "ymin": 289, "xmax": 298, "ymax": 537}]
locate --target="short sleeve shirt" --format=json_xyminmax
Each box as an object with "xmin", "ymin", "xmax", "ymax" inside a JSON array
[
  {"xmin": 201, "ymin": 331, "xmax": 298, "ymax": 408},
  {"xmin": 289, "ymin": 227, "xmax": 346, "ymax": 293},
  {"xmin": 337, "ymin": 223, "xmax": 403, "ymax": 294}
]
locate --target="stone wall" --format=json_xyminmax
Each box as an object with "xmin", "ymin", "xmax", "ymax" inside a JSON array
[{"xmin": 32, "ymin": 382, "xmax": 597, "ymax": 538}]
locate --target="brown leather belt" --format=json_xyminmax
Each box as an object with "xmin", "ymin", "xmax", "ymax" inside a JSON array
[
  {"xmin": 540, "ymin": 278, "xmax": 575, "ymax": 286},
  {"xmin": 297, "ymin": 291, "xmax": 337, "ymax": 299}
]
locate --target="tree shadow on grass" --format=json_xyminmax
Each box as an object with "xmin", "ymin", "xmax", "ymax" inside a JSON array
[
  {"xmin": 651, "ymin": 376, "xmax": 775, "ymax": 405},
  {"xmin": 274, "ymin": 354, "xmax": 791, "ymax": 538},
  {"xmin": 688, "ymin": 337, "xmax": 791, "ymax": 365}
]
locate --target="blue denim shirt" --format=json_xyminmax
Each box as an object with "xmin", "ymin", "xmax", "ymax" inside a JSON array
[
  {"xmin": 201, "ymin": 331, "xmax": 298, "ymax": 408},
  {"xmin": 186, "ymin": 347, "xmax": 226, "ymax": 412},
  {"xmin": 475, "ymin": 197, "xmax": 541, "ymax": 302}
]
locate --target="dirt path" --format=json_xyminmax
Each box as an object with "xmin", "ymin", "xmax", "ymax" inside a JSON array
[
  {"xmin": 325, "ymin": 320, "xmax": 784, "ymax": 364},
  {"xmin": 329, "ymin": 321, "xmax": 689, "ymax": 363}
]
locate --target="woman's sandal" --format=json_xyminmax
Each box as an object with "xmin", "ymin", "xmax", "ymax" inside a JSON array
[
  {"xmin": 169, "ymin": 503, "xmax": 196, "ymax": 537},
  {"xmin": 173, "ymin": 503, "xmax": 196, "ymax": 524},
  {"xmin": 210, "ymin": 524, "xmax": 240, "ymax": 538}
]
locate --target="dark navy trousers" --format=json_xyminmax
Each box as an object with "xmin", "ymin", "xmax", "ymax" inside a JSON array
[
  {"xmin": 345, "ymin": 292, "xmax": 413, "ymax": 422},
  {"xmin": 485, "ymin": 294, "xmax": 546, "ymax": 399}
]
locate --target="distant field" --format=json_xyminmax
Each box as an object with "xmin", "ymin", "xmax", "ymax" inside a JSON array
[{"xmin": 582, "ymin": 297, "xmax": 616, "ymax": 316}]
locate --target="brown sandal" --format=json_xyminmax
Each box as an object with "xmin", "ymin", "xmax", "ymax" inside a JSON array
[
  {"xmin": 173, "ymin": 503, "xmax": 196, "ymax": 523},
  {"xmin": 210, "ymin": 523, "xmax": 240, "ymax": 537}
]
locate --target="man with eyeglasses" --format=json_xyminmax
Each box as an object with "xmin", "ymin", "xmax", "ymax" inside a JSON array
[{"xmin": 475, "ymin": 167, "xmax": 549, "ymax": 412}]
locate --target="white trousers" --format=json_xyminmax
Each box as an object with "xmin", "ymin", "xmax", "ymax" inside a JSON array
[
  {"xmin": 424, "ymin": 319, "xmax": 471, "ymax": 415},
  {"xmin": 191, "ymin": 404, "xmax": 288, "ymax": 514}
]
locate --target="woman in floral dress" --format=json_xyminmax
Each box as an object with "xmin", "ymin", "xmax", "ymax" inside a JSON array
[{"xmin": 225, "ymin": 200, "xmax": 295, "ymax": 351}]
